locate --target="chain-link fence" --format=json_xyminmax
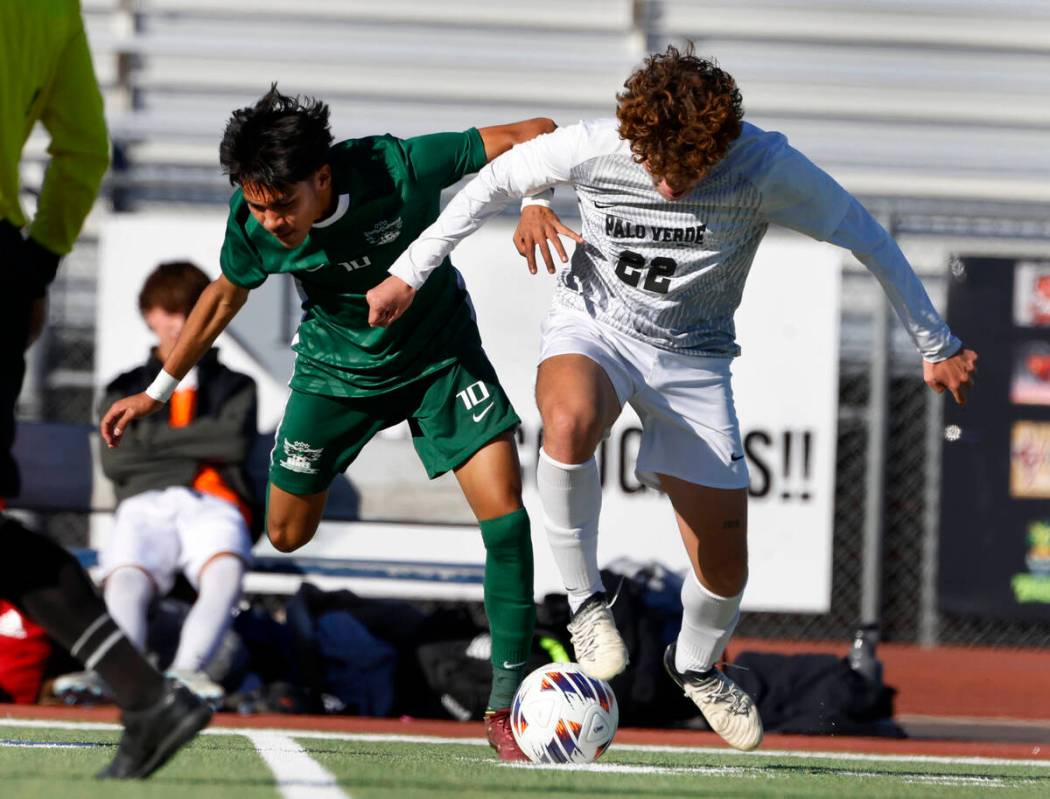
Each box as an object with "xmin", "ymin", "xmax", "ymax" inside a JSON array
[
  {"xmin": 740, "ymin": 239, "xmax": 1050, "ymax": 649},
  {"xmin": 18, "ymin": 238, "xmax": 98, "ymax": 550}
]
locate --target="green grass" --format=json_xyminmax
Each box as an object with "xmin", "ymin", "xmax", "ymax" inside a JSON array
[
  {"xmin": 1, "ymin": 723, "xmax": 1047, "ymax": 799},
  {"xmin": 0, "ymin": 725, "xmax": 274, "ymax": 799}
]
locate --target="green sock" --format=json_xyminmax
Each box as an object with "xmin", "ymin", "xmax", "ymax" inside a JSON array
[
  {"xmin": 479, "ymin": 507, "xmax": 535, "ymax": 710},
  {"xmin": 490, "ymin": 663, "xmax": 527, "ymax": 712}
]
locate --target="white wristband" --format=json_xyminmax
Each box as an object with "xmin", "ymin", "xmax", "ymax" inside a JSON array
[
  {"xmin": 521, "ymin": 188, "xmax": 554, "ymax": 210},
  {"xmin": 144, "ymin": 369, "xmax": 179, "ymax": 403}
]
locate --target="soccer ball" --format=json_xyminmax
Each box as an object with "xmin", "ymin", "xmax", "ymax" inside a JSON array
[{"xmin": 510, "ymin": 662, "xmax": 618, "ymax": 764}]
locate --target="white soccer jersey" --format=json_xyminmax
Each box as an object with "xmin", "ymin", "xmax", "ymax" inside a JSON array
[{"xmin": 391, "ymin": 118, "xmax": 960, "ymax": 361}]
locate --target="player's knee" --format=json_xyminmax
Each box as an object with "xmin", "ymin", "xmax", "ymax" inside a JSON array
[
  {"xmin": 267, "ymin": 521, "xmax": 310, "ymax": 553},
  {"xmin": 482, "ymin": 490, "xmax": 525, "ymax": 521},
  {"xmin": 696, "ymin": 564, "xmax": 748, "ymax": 598},
  {"xmin": 540, "ymin": 403, "xmax": 603, "ymax": 460}
]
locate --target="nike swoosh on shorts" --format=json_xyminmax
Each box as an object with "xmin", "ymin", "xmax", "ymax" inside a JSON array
[{"xmin": 473, "ymin": 404, "xmax": 495, "ymax": 423}]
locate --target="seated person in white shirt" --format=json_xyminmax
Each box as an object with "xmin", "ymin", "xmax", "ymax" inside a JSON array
[{"xmin": 60, "ymin": 261, "xmax": 257, "ymax": 702}]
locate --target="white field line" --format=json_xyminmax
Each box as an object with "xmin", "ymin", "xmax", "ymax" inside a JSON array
[
  {"xmin": 0, "ymin": 740, "xmax": 107, "ymax": 749},
  {"xmin": 501, "ymin": 760, "xmax": 1029, "ymax": 787},
  {"xmin": 503, "ymin": 761, "xmax": 757, "ymax": 778},
  {"xmin": 1, "ymin": 718, "xmax": 1048, "ymax": 770},
  {"xmin": 246, "ymin": 731, "xmax": 350, "ymax": 799}
]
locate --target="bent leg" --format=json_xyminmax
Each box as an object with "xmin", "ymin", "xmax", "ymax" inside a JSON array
[
  {"xmin": 659, "ymin": 474, "xmax": 748, "ymax": 672},
  {"xmin": 99, "ymin": 491, "xmax": 176, "ymax": 652},
  {"xmin": 535, "ymin": 354, "xmax": 628, "ymax": 679},
  {"xmin": 104, "ymin": 566, "xmax": 155, "ymax": 652},
  {"xmin": 659, "ymin": 475, "xmax": 762, "ymax": 750},
  {"xmin": 453, "ymin": 432, "xmax": 523, "ymax": 521},
  {"xmin": 535, "ymin": 355, "xmax": 620, "ymax": 612},
  {"xmin": 455, "ymin": 433, "xmax": 535, "ymax": 711},
  {"xmin": 536, "ymin": 354, "xmax": 621, "ymax": 463},
  {"xmin": 172, "ymin": 553, "xmax": 245, "ymax": 673},
  {"xmin": 267, "ymin": 387, "xmax": 391, "ymax": 552}
]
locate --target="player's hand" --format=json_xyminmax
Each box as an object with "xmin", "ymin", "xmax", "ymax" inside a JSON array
[
  {"xmin": 513, "ymin": 206, "xmax": 583, "ymax": 275},
  {"xmin": 100, "ymin": 392, "xmax": 162, "ymax": 448},
  {"xmin": 366, "ymin": 275, "xmax": 416, "ymax": 328},
  {"xmin": 923, "ymin": 348, "xmax": 977, "ymax": 405}
]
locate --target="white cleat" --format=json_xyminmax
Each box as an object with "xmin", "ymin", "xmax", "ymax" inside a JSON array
[
  {"xmin": 53, "ymin": 670, "xmax": 112, "ymax": 704},
  {"xmin": 166, "ymin": 669, "xmax": 225, "ymax": 704},
  {"xmin": 664, "ymin": 644, "xmax": 763, "ymax": 751},
  {"xmin": 566, "ymin": 592, "xmax": 629, "ymax": 680}
]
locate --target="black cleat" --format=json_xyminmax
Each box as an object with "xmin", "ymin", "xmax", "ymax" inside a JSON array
[{"xmin": 97, "ymin": 681, "xmax": 212, "ymax": 779}]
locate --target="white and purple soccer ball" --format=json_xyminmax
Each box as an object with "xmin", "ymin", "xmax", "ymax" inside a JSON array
[{"xmin": 510, "ymin": 662, "xmax": 619, "ymax": 764}]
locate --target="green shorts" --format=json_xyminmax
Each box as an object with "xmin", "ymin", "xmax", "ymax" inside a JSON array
[{"xmin": 269, "ymin": 347, "xmax": 520, "ymax": 495}]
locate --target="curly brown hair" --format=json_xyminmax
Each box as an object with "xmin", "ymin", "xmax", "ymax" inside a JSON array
[{"xmin": 616, "ymin": 44, "xmax": 744, "ymax": 190}]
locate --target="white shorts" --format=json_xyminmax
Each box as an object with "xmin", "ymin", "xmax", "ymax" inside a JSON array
[
  {"xmin": 100, "ymin": 487, "xmax": 253, "ymax": 595},
  {"xmin": 539, "ymin": 307, "xmax": 749, "ymax": 490}
]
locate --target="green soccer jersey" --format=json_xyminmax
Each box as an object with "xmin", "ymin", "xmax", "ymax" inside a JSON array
[{"xmin": 219, "ymin": 129, "xmax": 489, "ymax": 397}]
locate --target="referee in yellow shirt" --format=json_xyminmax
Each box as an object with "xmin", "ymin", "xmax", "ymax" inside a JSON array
[
  {"xmin": 1, "ymin": 1, "xmax": 211, "ymax": 778},
  {"xmin": 0, "ymin": 0, "xmax": 108, "ymax": 492}
]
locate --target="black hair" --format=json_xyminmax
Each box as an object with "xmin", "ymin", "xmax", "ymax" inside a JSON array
[{"xmin": 219, "ymin": 84, "xmax": 334, "ymax": 189}]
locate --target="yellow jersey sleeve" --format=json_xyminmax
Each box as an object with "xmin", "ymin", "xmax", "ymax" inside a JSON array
[{"xmin": 0, "ymin": 1, "xmax": 108, "ymax": 255}]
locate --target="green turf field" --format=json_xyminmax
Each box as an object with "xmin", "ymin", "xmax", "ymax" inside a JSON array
[{"xmin": 1, "ymin": 722, "xmax": 1047, "ymax": 799}]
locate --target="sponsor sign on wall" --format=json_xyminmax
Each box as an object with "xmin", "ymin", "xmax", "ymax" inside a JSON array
[
  {"xmin": 97, "ymin": 214, "xmax": 840, "ymax": 612},
  {"xmin": 940, "ymin": 256, "xmax": 1050, "ymax": 619}
]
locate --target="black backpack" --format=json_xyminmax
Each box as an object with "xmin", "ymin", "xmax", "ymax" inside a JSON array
[{"xmin": 730, "ymin": 651, "xmax": 903, "ymax": 737}]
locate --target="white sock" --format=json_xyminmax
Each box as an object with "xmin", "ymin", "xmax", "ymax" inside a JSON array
[
  {"xmin": 172, "ymin": 556, "xmax": 245, "ymax": 673},
  {"xmin": 675, "ymin": 571, "xmax": 743, "ymax": 673},
  {"xmin": 537, "ymin": 448, "xmax": 604, "ymax": 614},
  {"xmin": 103, "ymin": 567, "xmax": 154, "ymax": 652}
]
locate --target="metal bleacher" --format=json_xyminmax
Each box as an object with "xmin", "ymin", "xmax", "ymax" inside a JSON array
[
  {"xmin": 77, "ymin": 0, "xmax": 639, "ymax": 205},
  {"xmin": 62, "ymin": 0, "xmax": 1050, "ymax": 211},
  {"xmin": 649, "ymin": 0, "xmax": 1050, "ymax": 209}
]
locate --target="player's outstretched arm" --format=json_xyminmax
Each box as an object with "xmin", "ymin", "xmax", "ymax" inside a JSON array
[
  {"xmin": 372, "ymin": 124, "xmax": 593, "ymax": 328},
  {"xmin": 100, "ymin": 275, "xmax": 249, "ymax": 447},
  {"xmin": 924, "ymin": 348, "xmax": 978, "ymax": 405}
]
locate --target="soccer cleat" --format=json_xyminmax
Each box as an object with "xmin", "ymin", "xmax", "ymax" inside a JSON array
[
  {"xmin": 566, "ymin": 592, "xmax": 629, "ymax": 681},
  {"xmin": 96, "ymin": 680, "xmax": 212, "ymax": 779},
  {"xmin": 663, "ymin": 643, "xmax": 763, "ymax": 751},
  {"xmin": 53, "ymin": 670, "xmax": 113, "ymax": 704},
  {"xmin": 166, "ymin": 669, "xmax": 225, "ymax": 704},
  {"xmin": 484, "ymin": 708, "xmax": 530, "ymax": 762}
]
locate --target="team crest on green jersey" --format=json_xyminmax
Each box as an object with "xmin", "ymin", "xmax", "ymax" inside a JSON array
[{"xmin": 364, "ymin": 217, "xmax": 403, "ymax": 245}]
